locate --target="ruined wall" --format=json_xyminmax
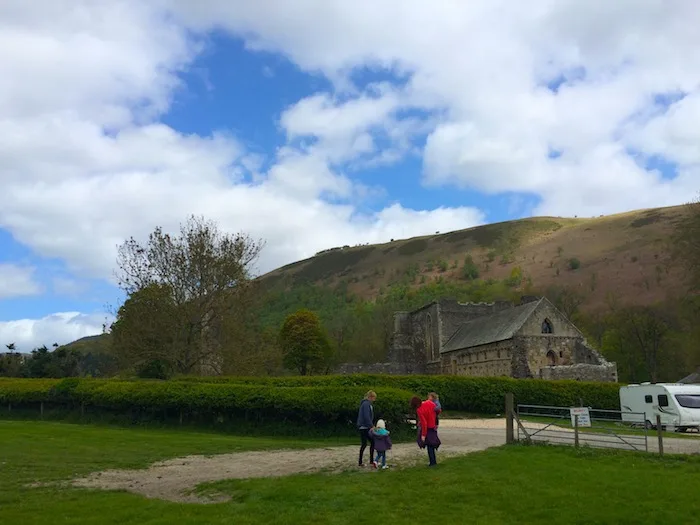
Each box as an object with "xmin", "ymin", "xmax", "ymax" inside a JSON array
[
  {"xmin": 386, "ymin": 311, "xmax": 426, "ymax": 373},
  {"xmin": 516, "ymin": 335, "xmax": 581, "ymax": 373},
  {"xmin": 408, "ymin": 303, "xmax": 441, "ymax": 365},
  {"xmin": 439, "ymin": 340, "xmax": 514, "ymax": 377},
  {"xmin": 539, "ymin": 363, "xmax": 618, "ymax": 382}
]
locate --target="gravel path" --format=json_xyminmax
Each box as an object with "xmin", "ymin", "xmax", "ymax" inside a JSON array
[
  {"xmin": 69, "ymin": 418, "xmax": 699, "ymax": 504},
  {"xmin": 71, "ymin": 422, "xmax": 505, "ymax": 503}
]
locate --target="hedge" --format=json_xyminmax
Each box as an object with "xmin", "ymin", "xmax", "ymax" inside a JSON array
[
  {"xmin": 174, "ymin": 374, "xmax": 623, "ymax": 413},
  {"xmin": 0, "ymin": 378, "xmax": 413, "ymax": 434}
]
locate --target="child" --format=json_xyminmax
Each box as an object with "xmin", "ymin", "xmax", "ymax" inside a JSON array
[
  {"xmin": 369, "ymin": 419, "xmax": 392, "ymax": 469},
  {"xmin": 430, "ymin": 392, "xmax": 442, "ymax": 428}
]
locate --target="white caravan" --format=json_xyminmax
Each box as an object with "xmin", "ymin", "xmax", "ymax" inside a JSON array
[{"xmin": 619, "ymin": 383, "xmax": 700, "ymax": 432}]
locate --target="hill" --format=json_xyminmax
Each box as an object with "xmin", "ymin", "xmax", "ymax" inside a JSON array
[{"xmin": 260, "ymin": 205, "xmax": 690, "ymax": 313}]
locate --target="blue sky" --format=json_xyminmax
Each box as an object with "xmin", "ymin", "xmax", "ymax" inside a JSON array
[{"xmin": 0, "ymin": 2, "xmax": 697, "ymax": 350}]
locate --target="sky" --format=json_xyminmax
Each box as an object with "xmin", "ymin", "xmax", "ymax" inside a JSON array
[{"xmin": 1, "ymin": 1, "xmax": 699, "ymax": 352}]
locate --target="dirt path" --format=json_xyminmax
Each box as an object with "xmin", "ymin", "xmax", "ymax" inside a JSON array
[
  {"xmin": 69, "ymin": 418, "xmax": 700, "ymax": 504},
  {"xmin": 71, "ymin": 422, "xmax": 506, "ymax": 504}
]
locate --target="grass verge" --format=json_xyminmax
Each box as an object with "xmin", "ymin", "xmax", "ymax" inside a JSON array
[{"xmin": 2, "ymin": 420, "xmax": 700, "ymax": 524}]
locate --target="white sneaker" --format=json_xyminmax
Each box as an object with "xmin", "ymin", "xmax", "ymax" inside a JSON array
[{"xmin": 382, "ymin": 465, "xmax": 389, "ymax": 469}]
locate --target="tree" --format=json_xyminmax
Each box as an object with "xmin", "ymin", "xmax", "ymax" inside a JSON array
[
  {"xmin": 279, "ymin": 309, "xmax": 333, "ymax": 375},
  {"xmin": 113, "ymin": 215, "xmax": 264, "ymax": 375},
  {"xmin": 672, "ymin": 195, "xmax": 700, "ymax": 292},
  {"xmin": 544, "ymin": 285, "xmax": 585, "ymax": 320}
]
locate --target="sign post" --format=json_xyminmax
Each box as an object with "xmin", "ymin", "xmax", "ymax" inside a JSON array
[{"xmin": 569, "ymin": 407, "xmax": 591, "ymax": 427}]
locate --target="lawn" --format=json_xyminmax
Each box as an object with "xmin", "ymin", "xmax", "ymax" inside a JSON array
[{"xmin": 2, "ymin": 420, "xmax": 699, "ymax": 524}]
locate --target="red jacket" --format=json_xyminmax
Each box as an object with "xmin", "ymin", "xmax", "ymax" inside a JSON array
[{"xmin": 417, "ymin": 399, "xmax": 440, "ymax": 439}]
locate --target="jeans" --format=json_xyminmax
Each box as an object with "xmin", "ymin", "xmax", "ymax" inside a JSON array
[
  {"xmin": 375, "ymin": 450, "xmax": 386, "ymax": 467},
  {"xmin": 427, "ymin": 445, "xmax": 437, "ymax": 465},
  {"xmin": 358, "ymin": 428, "xmax": 374, "ymax": 465}
]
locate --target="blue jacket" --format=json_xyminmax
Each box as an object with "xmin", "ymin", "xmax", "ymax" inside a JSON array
[{"xmin": 356, "ymin": 398, "xmax": 374, "ymax": 429}]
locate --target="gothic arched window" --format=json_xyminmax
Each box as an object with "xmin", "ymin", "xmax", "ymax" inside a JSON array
[
  {"xmin": 546, "ymin": 350, "xmax": 556, "ymax": 366},
  {"xmin": 541, "ymin": 319, "xmax": 553, "ymax": 334}
]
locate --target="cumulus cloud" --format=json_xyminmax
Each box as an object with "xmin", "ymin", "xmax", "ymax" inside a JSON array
[
  {"xmin": 2, "ymin": 0, "xmax": 700, "ymax": 337},
  {"xmin": 0, "ymin": 264, "xmax": 42, "ymax": 299},
  {"xmin": 0, "ymin": 312, "xmax": 109, "ymax": 352},
  {"xmin": 169, "ymin": 0, "xmax": 700, "ymax": 215},
  {"xmin": 0, "ymin": 1, "xmax": 483, "ymax": 282}
]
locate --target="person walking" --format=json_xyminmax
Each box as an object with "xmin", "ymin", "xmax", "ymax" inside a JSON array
[
  {"xmin": 413, "ymin": 393, "xmax": 441, "ymax": 466},
  {"xmin": 357, "ymin": 390, "xmax": 376, "ymax": 467},
  {"xmin": 369, "ymin": 419, "xmax": 392, "ymax": 469}
]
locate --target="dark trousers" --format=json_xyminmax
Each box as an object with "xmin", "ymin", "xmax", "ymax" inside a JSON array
[
  {"xmin": 359, "ymin": 428, "xmax": 374, "ymax": 465},
  {"xmin": 427, "ymin": 445, "xmax": 437, "ymax": 465}
]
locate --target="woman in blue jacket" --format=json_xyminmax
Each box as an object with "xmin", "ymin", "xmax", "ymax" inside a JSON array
[{"xmin": 356, "ymin": 390, "xmax": 376, "ymax": 467}]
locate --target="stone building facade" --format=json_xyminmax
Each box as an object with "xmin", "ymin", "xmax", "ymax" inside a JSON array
[{"xmin": 338, "ymin": 296, "xmax": 617, "ymax": 382}]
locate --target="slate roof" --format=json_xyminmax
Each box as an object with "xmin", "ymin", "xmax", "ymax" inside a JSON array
[
  {"xmin": 678, "ymin": 368, "xmax": 700, "ymax": 384},
  {"xmin": 441, "ymin": 298, "xmax": 543, "ymax": 352}
]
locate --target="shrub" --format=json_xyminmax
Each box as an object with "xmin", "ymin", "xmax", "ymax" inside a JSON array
[
  {"xmin": 461, "ymin": 255, "xmax": 480, "ymax": 281},
  {"xmin": 0, "ymin": 378, "xmax": 414, "ymax": 435},
  {"xmin": 174, "ymin": 375, "xmax": 622, "ymax": 413},
  {"xmin": 568, "ymin": 258, "xmax": 581, "ymax": 270}
]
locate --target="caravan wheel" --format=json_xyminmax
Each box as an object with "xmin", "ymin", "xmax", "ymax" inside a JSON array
[{"xmin": 644, "ymin": 420, "xmax": 654, "ymax": 430}]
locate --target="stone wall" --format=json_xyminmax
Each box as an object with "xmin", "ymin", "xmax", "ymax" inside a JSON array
[
  {"xmin": 518, "ymin": 300, "xmax": 582, "ymax": 338},
  {"xmin": 439, "ymin": 340, "xmax": 513, "ymax": 376},
  {"xmin": 408, "ymin": 302, "xmax": 440, "ymax": 364},
  {"xmin": 386, "ymin": 312, "xmax": 426, "ymax": 374},
  {"xmin": 516, "ymin": 335, "xmax": 581, "ymax": 374},
  {"xmin": 539, "ymin": 363, "xmax": 618, "ymax": 382}
]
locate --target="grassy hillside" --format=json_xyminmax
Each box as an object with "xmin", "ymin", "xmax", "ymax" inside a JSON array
[{"xmin": 260, "ymin": 205, "xmax": 689, "ymax": 312}]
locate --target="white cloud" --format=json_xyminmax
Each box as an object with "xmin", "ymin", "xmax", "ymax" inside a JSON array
[
  {"xmin": 167, "ymin": 0, "xmax": 700, "ymax": 216},
  {"xmin": 0, "ymin": 264, "xmax": 42, "ymax": 299},
  {"xmin": 2, "ymin": 0, "xmax": 700, "ymax": 295},
  {"xmin": 0, "ymin": 0, "xmax": 483, "ymax": 283},
  {"xmin": 0, "ymin": 312, "xmax": 109, "ymax": 352}
]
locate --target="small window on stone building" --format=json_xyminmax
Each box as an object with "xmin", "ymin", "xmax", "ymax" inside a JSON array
[
  {"xmin": 559, "ymin": 351, "xmax": 563, "ymax": 358},
  {"xmin": 541, "ymin": 319, "xmax": 553, "ymax": 334}
]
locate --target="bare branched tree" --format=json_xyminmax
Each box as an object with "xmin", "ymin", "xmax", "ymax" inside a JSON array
[{"xmin": 112, "ymin": 215, "xmax": 264, "ymax": 376}]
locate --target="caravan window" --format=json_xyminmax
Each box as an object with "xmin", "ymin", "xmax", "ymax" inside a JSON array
[
  {"xmin": 658, "ymin": 394, "xmax": 669, "ymax": 407},
  {"xmin": 675, "ymin": 395, "xmax": 700, "ymax": 409},
  {"xmin": 644, "ymin": 395, "xmax": 652, "ymax": 403}
]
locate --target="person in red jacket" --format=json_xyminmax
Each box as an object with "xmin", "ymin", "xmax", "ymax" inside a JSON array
[{"xmin": 411, "ymin": 393, "xmax": 442, "ymax": 466}]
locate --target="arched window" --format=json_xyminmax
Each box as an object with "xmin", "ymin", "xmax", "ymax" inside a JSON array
[
  {"xmin": 541, "ymin": 319, "xmax": 553, "ymax": 334},
  {"xmin": 546, "ymin": 350, "xmax": 556, "ymax": 366}
]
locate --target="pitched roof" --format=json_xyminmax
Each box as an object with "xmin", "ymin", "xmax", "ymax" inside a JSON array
[
  {"xmin": 678, "ymin": 368, "xmax": 700, "ymax": 384},
  {"xmin": 441, "ymin": 298, "xmax": 542, "ymax": 352}
]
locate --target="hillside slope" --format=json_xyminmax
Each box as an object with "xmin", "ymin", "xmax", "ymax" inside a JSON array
[{"xmin": 260, "ymin": 205, "xmax": 690, "ymax": 312}]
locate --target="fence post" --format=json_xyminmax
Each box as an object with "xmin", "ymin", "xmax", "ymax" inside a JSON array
[
  {"xmin": 40, "ymin": 402, "xmax": 44, "ymax": 418},
  {"xmin": 656, "ymin": 415, "xmax": 664, "ymax": 457},
  {"xmin": 574, "ymin": 414, "xmax": 579, "ymax": 447},
  {"xmin": 505, "ymin": 392, "xmax": 514, "ymax": 444}
]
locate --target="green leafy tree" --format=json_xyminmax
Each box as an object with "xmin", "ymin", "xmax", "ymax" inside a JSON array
[
  {"xmin": 279, "ymin": 309, "xmax": 333, "ymax": 375},
  {"xmin": 113, "ymin": 215, "xmax": 263, "ymax": 375},
  {"xmin": 461, "ymin": 255, "xmax": 480, "ymax": 281}
]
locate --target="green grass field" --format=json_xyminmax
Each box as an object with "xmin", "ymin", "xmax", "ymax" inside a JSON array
[{"xmin": 2, "ymin": 420, "xmax": 699, "ymax": 524}]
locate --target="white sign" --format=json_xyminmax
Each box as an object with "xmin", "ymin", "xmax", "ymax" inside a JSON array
[{"xmin": 570, "ymin": 407, "xmax": 591, "ymax": 427}]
